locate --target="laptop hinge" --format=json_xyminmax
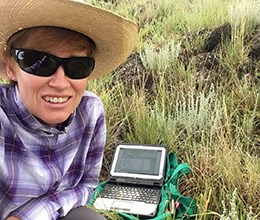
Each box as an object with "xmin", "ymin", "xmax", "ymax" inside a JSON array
[
  {"xmin": 109, "ymin": 177, "xmax": 163, "ymax": 186},
  {"xmin": 153, "ymin": 182, "xmax": 161, "ymax": 186}
]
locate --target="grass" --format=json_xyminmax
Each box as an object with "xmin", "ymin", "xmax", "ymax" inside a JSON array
[{"xmin": 87, "ymin": 0, "xmax": 260, "ymax": 219}]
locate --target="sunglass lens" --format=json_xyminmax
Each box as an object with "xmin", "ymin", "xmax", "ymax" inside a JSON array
[
  {"xmin": 66, "ymin": 58, "xmax": 95, "ymax": 79},
  {"xmin": 16, "ymin": 50, "xmax": 57, "ymax": 77}
]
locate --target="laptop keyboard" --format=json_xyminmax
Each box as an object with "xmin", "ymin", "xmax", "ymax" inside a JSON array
[{"xmin": 99, "ymin": 183, "xmax": 161, "ymax": 204}]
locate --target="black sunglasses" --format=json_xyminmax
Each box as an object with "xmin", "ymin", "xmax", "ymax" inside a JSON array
[{"xmin": 11, "ymin": 48, "xmax": 95, "ymax": 79}]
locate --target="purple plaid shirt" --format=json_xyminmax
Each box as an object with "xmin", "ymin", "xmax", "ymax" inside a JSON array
[{"xmin": 0, "ymin": 84, "xmax": 106, "ymax": 220}]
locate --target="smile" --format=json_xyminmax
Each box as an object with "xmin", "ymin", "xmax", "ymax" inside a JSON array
[{"xmin": 43, "ymin": 96, "xmax": 69, "ymax": 103}]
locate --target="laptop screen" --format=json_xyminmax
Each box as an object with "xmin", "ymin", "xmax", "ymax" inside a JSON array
[{"xmin": 110, "ymin": 144, "xmax": 167, "ymax": 180}]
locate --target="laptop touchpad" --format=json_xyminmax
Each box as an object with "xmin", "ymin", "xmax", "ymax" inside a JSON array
[{"xmin": 112, "ymin": 201, "xmax": 133, "ymax": 211}]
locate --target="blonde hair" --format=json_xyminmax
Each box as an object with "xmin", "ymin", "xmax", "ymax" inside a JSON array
[{"xmin": 5, "ymin": 26, "xmax": 96, "ymax": 58}]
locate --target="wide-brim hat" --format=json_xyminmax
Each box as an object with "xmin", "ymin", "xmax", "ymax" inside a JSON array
[{"xmin": 0, "ymin": 0, "xmax": 138, "ymax": 80}]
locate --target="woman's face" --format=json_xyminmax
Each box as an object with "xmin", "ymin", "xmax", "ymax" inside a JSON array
[{"xmin": 6, "ymin": 30, "xmax": 91, "ymax": 126}]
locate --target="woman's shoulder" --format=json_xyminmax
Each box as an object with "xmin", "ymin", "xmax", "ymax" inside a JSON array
[
  {"xmin": 73, "ymin": 91, "xmax": 105, "ymax": 126},
  {"xmin": 81, "ymin": 90, "xmax": 104, "ymax": 107},
  {"xmin": 77, "ymin": 90, "xmax": 105, "ymax": 116}
]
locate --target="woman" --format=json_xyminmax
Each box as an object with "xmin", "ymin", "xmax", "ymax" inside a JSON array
[{"xmin": 0, "ymin": 0, "xmax": 138, "ymax": 219}]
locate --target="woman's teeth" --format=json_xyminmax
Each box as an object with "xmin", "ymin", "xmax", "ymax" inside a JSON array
[{"xmin": 44, "ymin": 96, "xmax": 69, "ymax": 103}]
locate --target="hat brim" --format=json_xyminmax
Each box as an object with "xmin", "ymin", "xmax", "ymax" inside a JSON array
[{"xmin": 0, "ymin": 0, "xmax": 138, "ymax": 80}]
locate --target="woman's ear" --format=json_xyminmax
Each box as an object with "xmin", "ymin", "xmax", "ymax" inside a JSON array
[{"xmin": 4, "ymin": 57, "xmax": 17, "ymax": 81}]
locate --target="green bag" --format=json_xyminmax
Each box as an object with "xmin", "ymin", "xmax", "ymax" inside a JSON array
[{"xmin": 88, "ymin": 152, "xmax": 196, "ymax": 219}]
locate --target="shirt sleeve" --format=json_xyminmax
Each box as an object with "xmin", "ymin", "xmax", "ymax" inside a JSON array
[{"xmin": 10, "ymin": 112, "xmax": 106, "ymax": 220}]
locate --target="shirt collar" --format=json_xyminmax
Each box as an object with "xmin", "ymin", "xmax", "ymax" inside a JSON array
[{"xmin": 9, "ymin": 84, "xmax": 74, "ymax": 135}]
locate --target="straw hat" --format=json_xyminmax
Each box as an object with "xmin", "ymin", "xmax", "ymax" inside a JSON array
[{"xmin": 0, "ymin": 0, "xmax": 138, "ymax": 80}]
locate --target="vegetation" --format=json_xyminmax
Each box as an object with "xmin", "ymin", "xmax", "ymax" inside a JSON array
[{"xmin": 86, "ymin": 0, "xmax": 259, "ymax": 219}]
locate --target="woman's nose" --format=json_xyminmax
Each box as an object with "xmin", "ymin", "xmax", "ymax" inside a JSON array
[{"xmin": 48, "ymin": 66, "xmax": 70, "ymax": 89}]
